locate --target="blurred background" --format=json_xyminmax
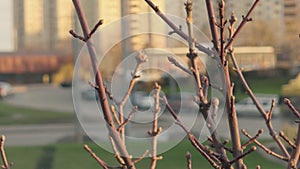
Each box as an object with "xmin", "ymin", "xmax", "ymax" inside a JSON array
[{"xmin": 0, "ymin": 0, "xmax": 300, "ymax": 168}]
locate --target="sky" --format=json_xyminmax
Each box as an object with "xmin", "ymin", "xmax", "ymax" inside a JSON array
[{"xmin": 0, "ymin": 0, "xmax": 14, "ymax": 52}]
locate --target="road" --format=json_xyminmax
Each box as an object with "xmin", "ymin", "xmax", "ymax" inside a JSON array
[
  {"xmin": 5, "ymin": 84, "xmax": 74, "ymax": 112},
  {"xmin": 0, "ymin": 84, "xmax": 288, "ymax": 146}
]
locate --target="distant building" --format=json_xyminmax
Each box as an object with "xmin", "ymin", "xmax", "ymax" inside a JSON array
[
  {"xmin": 0, "ymin": 52, "xmax": 71, "ymax": 83},
  {"xmin": 13, "ymin": 0, "xmax": 74, "ymax": 54},
  {"xmin": 232, "ymin": 46, "xmax": 277, "ymax": 71},
  {"xmin": 0, "ymin": 0, "xmax": 14, "ymax": 52},
  {"xmin": 226, "ymin": 0, "xmax": 284, "ymax": 47},
  {"xmin": 284, "ymin": 0, "xmax": 300, "ymax": 33}
]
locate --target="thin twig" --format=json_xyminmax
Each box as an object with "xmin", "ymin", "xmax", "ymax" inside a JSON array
[
  {"xmin": 188, "ymin": 134, "xmax": 221, "ymax": 169},
  {"xmin": 84, "ymin": 144, "xmax": 109, "ymax": 169},
  {"xmin": 109, "ymin": 137, "xmax": 126, "ymax": 166},
  {"xmin": 218, "ymin": 0, "xmax": 226, "ymax": 63},
  {"xmin": 168, "ymin": 56, "xmax": 192, "ymax": 75},
  {"xmin": 185, "ymin": 2, "xmax": 230, "ymax": 166},
  {"xmin": 218, "ymin": 3, "xmax": 244, "ymax": 168},
  {"xmin": 228, "ymin": 85, "xmax": 244, "ymax": 168},
  {"xmin": 69, "ymin": 29, "xmax": 86, "ymax": 42},
  {"xmin": 185, "ymin": 0, "xmax": 195, "ymax": 52},
  {"xmin": 225, "ymin": 0, "xmax": 261, "ymax": 51},
  {"xmin": 241, "ymin": 129, "xmax": 263, "ymax": 150},
  {"xmin": 117, "ymin": 51, "xmax": 146, "ymax": 143},
  {"xmin": 133, "ymin": 150, "xmax": 149, "ymax": 164},
  {"xmin": 229, "ymin": 146, "xmax": 256, "ymax": 165},
  {"xmin": 205, "ymin": 0, "xmax": 219, "ymax": 52},
  {"xmin": 104, "ymin": 84, "xmax": 118, "ymax": 104},
  {"xmin": 89, "ymin": 19, "xmax": 104, "ymax": 38},
  {"xmin": 284, "ymin": 98, "xmax": 300, "ymax": 118},
  {"xmin": 228, "ymin": 49, "xmax": 290, "ymax": 159},
  {"xmin": 266, "ymin": 99, "xmax": 275, "ymax": 122},
  {"xmin": 149, "ymin": 83, "xmax": 162, "ymax": 169},
  {"xmin": 227, "ymin": 12, "xmax": 238, "ymax": 50},
  {"xmin": 242, "ymin": 129, "xmax": 288, "ymax": 161},
  {"xmin": 117, "ymin": 107, "xmax": 138, "ymax": 132},
  {"xmin": 72, "ymin": 1, "xmax": 135, "ymax": 168},
  {"xmin": 287, "ymin": 121, "xmax": 300, "ymax": 168},
  {"xmin": 144, "ymin": 0, "xmax": 214, "ymax": 56},
  {"xmin": 279, "ymin": 131, "xmax": 296, "ymax": 149},
  {"xmin": 163, "ymin": 96, "xmax": 222, "ymax": 168},
  {"xmin": 110, "ymin": 105, "xmax": 121, "ymax": 126},
  {"xmin": 186, "ymin": 152, "xmax": 192, "ymax": 169},
  {"xmin": 0, "ymin": 135, "xmax": 10, "ymax": 169}
]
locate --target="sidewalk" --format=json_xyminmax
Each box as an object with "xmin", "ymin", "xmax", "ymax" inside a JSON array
[{"xmin": 0, "ymin": 123, "xmax": 76, "ymax": 146}]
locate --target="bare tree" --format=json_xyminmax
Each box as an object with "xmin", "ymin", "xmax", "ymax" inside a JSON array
[{"xmin": 70, "ymin": 0, "xmax": 300, "ymax": 169}]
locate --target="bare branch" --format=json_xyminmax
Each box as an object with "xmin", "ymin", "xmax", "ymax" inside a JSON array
[
  {"xmin": 168, "ymin": 56, "xmax": 192, "ymax": 75},
  {"xmin": 266, "ymin": 99, "xmax": 275, "ymax": 122},
  {"xmin": 225, "ymin": 0, "xmax": 261, "ymax": 51},
  {"xmin": 188, "ymin": 134, "xmax": 221, "ymax": 169},
  {"xmin": 279, "ymin": 131, "xmax": 296, "ymax": 149},
  {"xmin": 149, "ymin": 83, "xmax": 162, "ymax": 169},
  {"xmin": 117, "ymin": 51, "xmax": 146, "ymax": 142},
  {"xmin": 216, "ymin": 3, "xmax": 245, "ymax": 168},
  {"xmin": 228, "ymin": 50, "xmax": 290, "ymax": 159},
  {"xmin": 287, "ymin": 121, "xmax": 300, "ymax": 168},
  {"xmin": 133, "ymin": 150, "xmax": 149, "ymax": 164},
  {"xmin": 89, "ymin": 19, "xmax": 104, "ymax": 38},
  {"xmin": 284, "ymin": 98, "xmax": 300, "ymax": 118},
  {"xmin": 69, "ymin": 29, "xmax": 86, "ymax": 42},
  {"xmin": 84, "ymin": 144, "xmax": 109, "ymax": 169},
  {"xmin": 72, "ymin": 1, "xmax": 135, "ymax": 168},
  {"xmin": 185, "ymin": 0, "xmax": 195, "ymax": 53},
  {"xmin": 227, "ymin": 12, "xmax": 238, "ymax": 50},
  {"xmin": 144, "ymin": 0, "xmax": 214, "ymax": 56},
  {"xmin": 0, "ymin": 135, "xmax": 10, "ymax": 169},
  {"xmin": 229, "ymin": 146, "xmax": 256, "ymax": 165},
  {"xmin": 117, "ymin": 107, "xmax": 138, "ymax": 132},
  {"xmin": 109, "ymin": 137, "xmax": 126, "ymax": 166},
  {"xmin": 242, "ymin": 129, "xmax": 288, "ymax": 161},
  {"xmin": 163, "ymin": 96, "xmax": 222, "ymax": 168},
  {"xmin": 110, "ymin": 105, "xmax": 121, "ymax": 126},
  {"xmin": 241, "ymin": 129, "xmax": 263, "ymax": 150},
  {"xmin": 186, "ymin": 152, "xmax": 192, "ymax": 169},
  {"xmin": 218, "ymin": 0, "xmax": 226, "ymax": 63},
  {"xmin": 205, "ymin": 0, "xmax": 220, "ymax": 52}
]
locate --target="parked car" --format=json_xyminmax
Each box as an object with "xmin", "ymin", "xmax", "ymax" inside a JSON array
[
  {"xmin": 0, "ymin": 81, "xmax": 13, "ymax": 98},
  {"xmin": 130, "ymin": 91, "xmax": 154, "ymax": 110},
  {"xmin": 235, "ymin": 94, "xmax": 280, "ymax": 117},
  {"xmin": 81, "ymin": 86, "xmax": 99, "ymax": 100}
]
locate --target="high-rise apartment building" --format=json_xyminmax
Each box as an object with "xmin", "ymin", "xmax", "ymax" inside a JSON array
[
  {"xmin": 11, "ymin": 0, "xmax": 296, "ymax": 58},
  {"xmin": 224, "ymin": 0, "xmax": 284, "ymax": 47},
  {"xmin": 13, "ymin": 0, "xmax": 122, "ymax": 55},
  {"xmin": 13, "ymin": 0, "xmax": 74, "ymax": 54},
  {"xmin": 284, "ymin": 0, "xmax": 300, "ymax": 38}
]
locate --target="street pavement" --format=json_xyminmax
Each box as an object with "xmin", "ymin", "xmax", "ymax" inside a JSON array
[{"xmin": 0, "ymin": 84, "xmax": 287, "ymax": 146}]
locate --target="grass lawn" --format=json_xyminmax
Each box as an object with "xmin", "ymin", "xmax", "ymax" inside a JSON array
[
  {"xmin": 5, "ymin": 140, "xmax": 284, "ymax": 169},
  {"xmin": 233, "ymin": 74, "xmax": 294, "ymax": 101},
  {"xmin": 0, "ymin": 102, "xmax": 74, "ymax": 125}
]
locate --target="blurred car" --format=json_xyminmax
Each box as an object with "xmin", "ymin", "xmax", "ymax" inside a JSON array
[
  {"xmin": 130, "ymin": 91, "xmax": 154, "ymax": 110},
  {"xmin": 60, "ymin": 81, "xmax": 72, "ymax": 88},
  {"xmin": 81, "ymin": 87, "xmax": 98, "ymax": 100},
  {"xmin": 235, "ymin": 94, "xmax": 280, "ymax": 117},
  {"xmin": 0, "ymin": 81, "xmax": 13, "ymax": 98}
]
